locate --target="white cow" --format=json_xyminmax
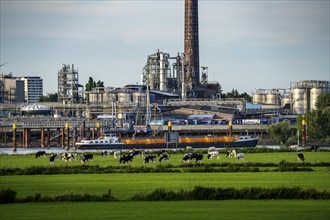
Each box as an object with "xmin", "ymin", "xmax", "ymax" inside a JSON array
[
  {"xmin": 207, "ymin": 151, "xmax": 220, "ymax": 160},
  {"xmin": 226, "ymin": 149, "xmax": 237, "ymax": 158},
  {"xmin": 237, "ymin": 153, "xmax": 244, "ymax": 161},
  {"xmin": 113, "ymin": 150, "xmax": 121, "ymax": 159}
]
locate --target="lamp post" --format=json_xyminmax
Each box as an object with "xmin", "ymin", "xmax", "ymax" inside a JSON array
[
  {"xmin": 12, "ymin": 122, "xmax": 16, "ymax": 153},
  {"xmin": 302, "ymin": 116, "xmax": 307, "ymax": 147}
]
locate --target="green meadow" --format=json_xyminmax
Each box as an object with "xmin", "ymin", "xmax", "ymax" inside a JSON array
[
  {"xmin": 1, "ymin": 201, "xmax": 330, "ymax": 220},
  {"xmin": 1, "ymin": 151, "xmax": 329, "ymax": 168},
  {"xmin": 1, "ymin": 151, "xmax": 329, "ymax": 220}
]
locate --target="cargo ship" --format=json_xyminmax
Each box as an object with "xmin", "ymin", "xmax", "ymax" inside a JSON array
[{"xmin": 75, "ymin": 134, "xmax": 258, "ymax": 150}]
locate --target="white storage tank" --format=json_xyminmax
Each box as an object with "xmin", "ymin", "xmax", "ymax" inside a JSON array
[
  {"xmin": 117, "ymin": 92, "xmax": 132, "ymax": 103},
  {"xmin": 132, "ymin": 92, "xmax": 147, "ymax": 104},
  {"xmin": 103, "ymin": 92, "xmax": 117, "ymax": 103},
  {"xmin": 252, "ymin": 92, "xmax": 266, "ymax": 104},
  {"xmin": 292, "ymin": 88, "xmax": 310, "ymax": 114},
  {"xmin": 266, "ymin": 92, "xmax": 280, "ymax": 105},
  {"xmin": 310, "ymin": 87, "xmax": 330, "ymax": 110},
  {"xmin": 280, "ymin": 95, "xmax": 291, "ymax": 107}
]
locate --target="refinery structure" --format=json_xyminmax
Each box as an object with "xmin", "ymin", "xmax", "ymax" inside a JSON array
[{"xmin": 1, "ymin": 0, "xmax": 329, "ymax": 127}]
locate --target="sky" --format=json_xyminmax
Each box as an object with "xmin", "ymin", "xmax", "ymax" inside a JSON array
[{"xmin": 1, "ymin": 0, "xmax": 329, "ymax": 95}]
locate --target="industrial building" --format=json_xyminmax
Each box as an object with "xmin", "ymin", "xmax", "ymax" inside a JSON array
[
  {"xmin": 1, "ymin": 0, "xmax": 329, "ymax": 126},
  {"xmin": 0, "ymin": 76, "xmax": 24, "ymax": 103},
  {"xmin": 252, "ymin": 80, "xmax": 330, "ymax": 115},
  {"xmin": 16, "ymin": 76, "xmax": 43, "ymax": 103},
  {"xmin": 57, "ymin": 64, "xmax": 83, "ymax": 104}
]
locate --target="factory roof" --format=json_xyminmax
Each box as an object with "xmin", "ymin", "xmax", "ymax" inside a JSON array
[
  {"xmin": 21, "ymin": 103, "xmax": 50, "ymax": 111},
  {"xmin": 187, "ymin": 114, "xmax": 215, "ymax": 119}
]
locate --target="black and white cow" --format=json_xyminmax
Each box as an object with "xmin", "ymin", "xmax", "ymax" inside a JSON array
[
  {"xmin": 226, "ymin": 150, "xmax": 237, "ymax": 158},
  {"xmin": 158, "ymin": 150, "xmax": 168, "ymax": 157},
  {"xmin": 191, "ymin": 153, "xmax": 203, "ymax": 163},
  {"xmin": 297, "ymin": 153, "xmax": 305, "ymax": 162},
  {"xmin": 80, "ymin": 153, "xmax": 94, "ymax": 165},
  {"xmin": 49, "ymin": 153, "xmax": 58, "ymax": 164},
  {"xmin": 144, "ymin": 155, "xmax": 156, "ymax": 163},
  {"xmin": 61, "ymin": 153, "xmax": 78, "ymax": 162},
  {"xmin": 36, "ymin": 151, "xmax": 46, "ymax": 158},
  {"xmin": 101, "ymin": 150, "xmax": 110, "ymax": 157},
  {"xmin": 159, "ymin": 153, "xmax": 170, "ymax": 162},
  {"xmin": 119, "ymin": 155, "xmax": 133, "ymax": 164},
  {"xmin": 182, "ymin": 153, "xmax": 192, "ymax": 163},
  {"xmin": 310, "ymin": 145, "xmax": 320, "ymax": 152},
  {"xmin": 236, "ymin": 153, "xmax": 244, "ymax": 161},
  {"xmin": 207, "ymin": 151, "xmax": 220, "ymax": 160},
  {"xmin": 129, "ymin": 150, "xmax": 143, "ymax": 158}
]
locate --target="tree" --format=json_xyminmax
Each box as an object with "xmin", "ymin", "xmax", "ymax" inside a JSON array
[
  {"xmin": 315, "ymin": 93, "xmax": 330, "ymax": 111},
  {"xmin": 296, "ymin": 93, "xmax": 330, "ymax": 143},
  {"xmin": 267, "ymin": 121, "xmax": 292, "ymax": 145},
  {"xmin": 38, "ymin": 93, "xmax": 58, "ymax": 102},
  {"xmin": 221, "ymin": 89, "xmax": 252, "ymax": 102},
  {"xmin": 85, "ymin": 77, "xmax": 94, "ymax": 91}
]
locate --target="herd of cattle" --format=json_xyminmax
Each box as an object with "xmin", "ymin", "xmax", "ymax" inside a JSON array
[{"xmin": 35, "ymin": 148, "xmax": 306, "ymax": 165}]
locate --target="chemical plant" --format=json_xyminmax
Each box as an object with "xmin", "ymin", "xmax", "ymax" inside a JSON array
[{"xmin": 0, "ymin": 0, "xmax": 329, "ymax": 149}]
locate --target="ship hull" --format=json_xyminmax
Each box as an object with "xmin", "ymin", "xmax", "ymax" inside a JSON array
[{"xmin": 76, "ymin": 138, "xmax": 258, "ymax": 150}]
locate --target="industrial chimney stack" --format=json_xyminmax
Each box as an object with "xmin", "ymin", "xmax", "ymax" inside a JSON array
[{"xmin": 184, "ymin": 0, "xmax": 200, "ymax": 90}]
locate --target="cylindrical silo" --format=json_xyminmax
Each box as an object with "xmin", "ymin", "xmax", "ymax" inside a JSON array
[
  {"xmin": 292, "ymin": 88, "xmax": 310, "ymax": 114},
  {"xmin": 117, "ymin": 92, "xmax": 132, "ymax": 103},
  {"xmin": 103, "ymin": 92, "xmax": 117, "ymax": 103},
  {"xmin": 252, "ymin": 92, "xmax": 266, "ymax": 104},
  {"xmin": 266, "ymin": 92, "xmax": 280, "ymax": 105},
  {"xmin": 132, "ymin": 92, "xmax": 147, "ymax": 104},
  {"xmin": 310, "ymin": 87, "xmax": 330, "ymax": 110},
  {"xmin": 116, "ymin": 112, "xmax": 126, "ymax": 128},
  {"xmin": 280, "ymin": 95, "xmax": 291, "ymax": 107}
]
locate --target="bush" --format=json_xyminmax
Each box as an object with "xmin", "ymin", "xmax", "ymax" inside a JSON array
[
  {"xmin": 0, "ymin": 189, "xmax": 17, "ymax": 203},
  {"xmin": 130, "ymin": 186, "xmax": 330, "ymax": 201}
]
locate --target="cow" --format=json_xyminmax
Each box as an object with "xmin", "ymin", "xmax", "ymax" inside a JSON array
[
  {"xmin": 80, "ymin": 153, "xmax": 94, "ymax": 165},
  {"xmin": 113, "ymin": 150, "xmax": 121, "ymax": 159},
  {"xmin": 297, "ymin": 153, "xmax": 305, "ymax": 162},
  {"xmin": 49, "ymin": 153, "xmax": 58, "ymax": 164},
  {"xmin": 144, "ymin": 155, "xmax": 156, "ymax": 163},
  {"xmin": 101, "ymin": 150, "xmax": 110, "ymax": 157},
  {"xmin": 60, "ymin": 153, "xmax": 77, "ymax": 162},
  {"xmin": 237, "ymin": 153, "xmax": 244, "ymax": 161},
  {"xmin": 158, "ymin": 150, "xmax": 168, "ymax": 157},
  {"xmin": 310, "ymin": 145, "xmax": 320, "ymax": 152},
  {"xmin": 119, "ymin": 155, "xmax": 133, "ymax": 164},
  {"xmin": 208, "ymin": 147, "xmax": 216, "ymax": 153},
  {"xmin": 226, "ymin": 150, "xmax": 237, "ymax": 158},
  {"xmin": 129, "ymin": 150, "xmax": 143, "ymax": 158},
  {"xmin": 35, "ymin": 151, "xmax": 46, "ymax": 158},
  {"xmin": 159, "ymin": 153, "xmax": 170, "ymax": 162},
  {"xmin": 191, "ymin": 152, "xmax": 203, "ymax": 163},
  {"xmin": 182, "ymin": 153, "xmax": 192, "ymax": 163},
  {"xmin": 207, "ymin": 151, "xmax": 220, "ymax": 160}
]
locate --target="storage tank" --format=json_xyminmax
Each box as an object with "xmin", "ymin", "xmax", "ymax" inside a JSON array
[
  {"xmin": 116, "ymin": 112, "xmax": 126, "ymax": 127},
  {"xmin": 266, "ymin": 92, "xmax": 280, "ymax": 105},
  {"xmin": 280, "ymin": 95, "xmax": 291, "ymax": 107},
  {"xmin": 252, "ymin": 92, "xmax": 266, "ymax": 104},
  {"xmin": 292, "ymin": 88, "xmax": 310, "ymax": 114},
  {"xmin": 132, "ymin": 92, "xmax": 147, "ymax": 104},
  {"xmin": 117, "ymin": 92, "xmax": 132, "ymax": 103},
  {"xmin": 310, "ymin": 87, "xmax": 330, "ymax": 110},
  {"xmin": 103, "ymin": 92, "xmax": 117, "ymax": 103}
]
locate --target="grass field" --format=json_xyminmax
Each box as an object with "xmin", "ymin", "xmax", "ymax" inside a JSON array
[
  {"xmin": 2, "ymin": 172, "xmax": 330, "ymax": 199},
  {"xmin": 1, "ymin": 151, "xmax": 329, "ymax": 220},
  {"xmin": 1, "ymin": 200, "xmax": 330, "ymax": 220},
  {"xmin": 1, "ymin": 151, "xmax": 330, "ymax": 168}
]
